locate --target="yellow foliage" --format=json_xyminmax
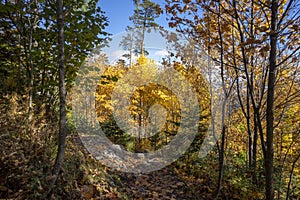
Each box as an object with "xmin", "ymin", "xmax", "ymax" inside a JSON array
[{"xmin": 136, "ymin": 55, "xmax": 154, "ymax": 66}]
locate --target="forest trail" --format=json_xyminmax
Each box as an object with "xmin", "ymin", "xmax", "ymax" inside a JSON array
[
  {"xmin": 72, "ymin": 134, "xmax": 220, "ymax": 200},
  {"xmin": 116, "ymin": 168, "xmax": 198, "ymax": 199}
]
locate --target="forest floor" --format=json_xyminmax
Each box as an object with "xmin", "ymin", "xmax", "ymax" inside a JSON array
[
  {"xmin": 0, "ymin": 97, "xmax": 261, "ymax": 199},
  {"xmin": 107, "ymin": 168, "xmax": 215, "ymax": 200},
  {"xmin": 71, "ymin": 134, "xmax": 218, "ymax": 200},
  {"xmin": 0, "ymin": 128, "xmax": 240, "ymax": 200}
]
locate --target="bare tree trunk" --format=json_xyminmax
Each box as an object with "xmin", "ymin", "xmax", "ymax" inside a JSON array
[
  {"xmin": 286, "ymin": 153, "xmax": 300, "ymax": 200},
  {"xmin": 27, "ymin": 0, "xmax": 39, "ymax": 132},
  {"xmin": 246, "ymin": 88, "xmax": 252, "ymax": 169},
  {"xmin": 141, "ymin": 14, "xmax": 146, "ymax": 56},
  {"xmin": 49, "ymin": 0, "xmax": 67, "ymax": 192},
  {"xmin": 252, "ymin": 116, "xmax": 258, "ymax": 184},
  {"xmin": 129, "ymin": 29, "xmax": 133, "ymax": 66},
  {"xmin": 265, "ymin": 1, "xmax": 278, "ymax": 199},
  {"xmin": 28, "ymin": 21, "xmax": 34, "ymax": 124},
  {"xmin": 215, "ymin": 3, "xmax": 228, "ymax": 198}
]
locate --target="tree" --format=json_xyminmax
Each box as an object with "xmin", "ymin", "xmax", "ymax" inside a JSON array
[
  {"xmin": 265, "ymin": 1, "xmax": 279, "ymax": 198},
  {"xmin": 48, "ymin": 0, "xmax": 109, "ymax": 191},
  {"xmin": 49, "ymin": 0, "xmax": 66, "ymax": 192},
  {"xmin": 120, "ymin": 0, "xmax": 162, "ymax": 59},
  {"xmin": 119, "ymin": 26, "xmax": 135, "ymax": 66},
  {"xmin": 0, "ymin": 0, "xmax": 109, "ymax": 195},
  {"xmin": 166, "ymin": 0, "xmax": 300, "ymax": 199},
  {"xmin": 0, "ymin": 0, "xmax": 109, "ymax": 112}
]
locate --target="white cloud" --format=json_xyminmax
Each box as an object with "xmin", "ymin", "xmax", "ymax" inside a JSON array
[
  {"xmin": 110, "ymin": 50, "xmax": 126, "ymax": 59},
  {"xmin": 154, "ymin": 50, "xmax": 168, "ymax": 56}
]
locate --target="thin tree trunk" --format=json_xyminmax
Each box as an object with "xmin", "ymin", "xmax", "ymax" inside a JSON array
[
  {"xmin": 216, "ymin": 123, "xmax": 226, "ymax": 199},
  {"xmin": 286, "ymin": 153, "xmax": 300, "ymax": 200},
  {"xmin": 141, "ymin": 15, "xmax": 146, "ymax": 56},
  {"xmin": 130, "ymin": 29, "xmax": 133, "ymax": 66},
  {"xmin": 265, "ymin": 0, "xmax": 278, "ymax": 199},
  {"xmin": 246, "ymin": 88, "xmax": 252, "ymax": 169},
  {"xmin": 49, "ymin": 0, "xmax": 67, "ymax": 192},
  {"xmin": 17, "ymin": 33, "xmax": 22, "ymax": 92},
  {"xmin": 27, "ymin": 0, "xmax": 38, "ymax": 134},
  {"xmin": 215, "ymin": 3, "xmax": 228, "ymax": 198},
  {"xmin": 252, "ymin": 116, "xmax": 258, "ymax": 184},
  {"xmin": 28, "ymin": 22, "xmax": 34, "ymax": 124}
]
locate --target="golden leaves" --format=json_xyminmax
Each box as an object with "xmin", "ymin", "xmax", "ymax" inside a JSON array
[
  {"xmin": 183, "ymin": 0, "xmax": 191, "ymax": 4},
  {"xmin": 259, "ymin": 43, "xmax": 270, "ymax": 57}
]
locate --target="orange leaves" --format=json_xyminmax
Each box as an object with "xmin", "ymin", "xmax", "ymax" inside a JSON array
[
  {"xmin": 182, "ymin": 4, "xmax": 189, "ymax": 12},
  {"xmin": 259, "ymin": 43, "xmax": 270, "ymax": 57},
  {"xmin": 168, "ymin": 22, "xmax": 177, "ymax": 28},
  {"xmin": 81, "ymin": 185, "xmax": 97, "ymax": 199},
  {"xmin": 239, "ymin": 38, "xmax": 265, "ymax": 48},
  {"xmin": 183, "ymin": 0, "xmax": 191, "ymax": 4},
  {"xmin": 291, "ymin": 24, "xmax": 299, "ymax": 31},
  {"xmin": 117, "ymin": 168, "xmax": 195, "ymax": 199}
]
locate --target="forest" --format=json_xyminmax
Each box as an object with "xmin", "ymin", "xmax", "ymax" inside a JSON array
[{"xmin": 0, "ymin": 0, "xmax": 300, "ymax": 199}]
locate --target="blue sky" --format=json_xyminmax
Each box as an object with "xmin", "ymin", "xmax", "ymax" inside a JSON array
[
  {"xmin": 98, "ymin": 0, "xmax": 169, "ymax": 35},
  {"xmin": 95, "ymin": 0, "xmax": 182, "ymax": 65}
]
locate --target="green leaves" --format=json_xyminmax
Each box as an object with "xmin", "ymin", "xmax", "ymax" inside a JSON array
[{"xmin": 120, "ymin": 0, "xmax": 162, "ymax": 59}]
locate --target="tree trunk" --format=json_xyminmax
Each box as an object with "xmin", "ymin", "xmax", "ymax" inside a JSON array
[
  {"xmin": 130, "ymin": 30, "xmax": 133, "ymax": 66},
  {"xmin": 28, "ymin": 25, "xmax": 34, "ymax": 124},
  {"xmin": 252, "ymin": 116, "xmax": 258, "ymax": 184},
  {"xmin": 265, "ymin": 0, "xmax": 278, "ymax": 199},
  {"xmin": 215, "ymin": 3, "xmax": 228, "ymax": 198},
  {"xmin": 286, "ymin": 153, "xmax": 300, "ymax": 200},
  {"xmin": 246, "ymin": 88, "xmax": 252, "ymax": 169},
  {"xmin": 141, "ymin": 14, "xmax": 146, "ymax": 56},
  {"xmin": 50, "ymin": 0, "xmax": 67, "ymax": 190}
]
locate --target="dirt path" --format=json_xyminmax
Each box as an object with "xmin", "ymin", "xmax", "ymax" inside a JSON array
[
  {"xmin": 113, "ymin": 168, "xmax": 212, "ymax": 200},
  {"xmin": 72, "ymin": 135, "xmax": 214, "ymax": 199}
]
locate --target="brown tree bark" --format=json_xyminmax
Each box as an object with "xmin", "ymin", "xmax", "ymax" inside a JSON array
[
  {"xmin": 265, "ymin": 0, "xmax": 278, "ymax": 199},
  {"xmin": 49, "ymin": 0, "xmax": 67, "ymax": 192}
]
